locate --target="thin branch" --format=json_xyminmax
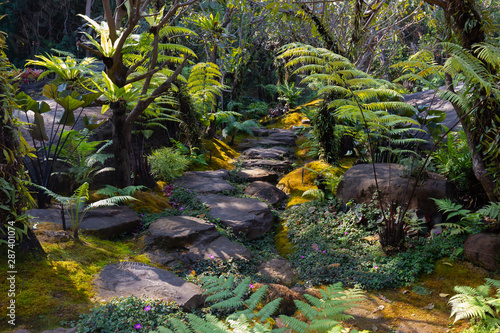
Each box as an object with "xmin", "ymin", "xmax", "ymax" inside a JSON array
[
  {"xmin": 127, "ymin": 56, "xmax": 149, "ymax": 76},
  {"xmin": 101, "ymin": 0, "xmax": 117, "ymax": 42},
  {"xmin": 126, "ymin": 66, "xmax": 164, "ymax": 85},
  {"xmin": 158, "ymin": 0, "xmax": 199, "ymax": 28},
  {"xmin": 77, "ymin": 42, "xmax": 103, "ymax": 58}
]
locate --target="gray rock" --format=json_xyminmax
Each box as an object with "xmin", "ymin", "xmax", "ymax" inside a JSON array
[
  {"xmin": 336, "ymin": 163, "xmax": 455, "ymax": 215},
  {"xmin": 183, "ymin": 236, "xmax": 253, "ymax": 263},
  {"xmin": 96, "ymin": 262, "xmax": 204, "ymax": 310},
  {"xmin": 145, "ymin": 216, "xmax": 253, "ymax": 265},
  {"xmin": 244, "ymin": 181, "xmax": 287, "ymax": 206},
  {"xmin": 145, "ymin": 216, "xmax": 219, "ymax": 250},
  {"xmin": 198, "ymin": 194, "xmax": 274, "ymax": 239},
  {"xmin": 237, "ymin": 138, "xmax": 288, "ymax": 150},
  {"xmin": 258, "ymin": 258, "xmax": 296, "ymax": 286},
  {"xmin": 267, "ymin": 133, "xmax": 296, "ymax": 146},
  {"xmin": 236, "ymin": 168, "xmax": 279, "ymax": 183},
  {"xmin": 241, "ymin": 159, "xmax": 292, "ymax": 172},
  {"xmin": 173, "ymin": 171, "xmax": 236, "ymax": 194},
  {"xmin": 464, "ymin": 233, "xmax": 500, "ymax": 271},
  {"xmin": 250, "ymin": 127, "xmax": 271, "ymax": 137},
  {"xmin": 28, "ymin": 206, "xmax": 140, "ymax": 239},
  {"xmin": 240, "ymin": 147, "xmax": 290, "ymax": 160}
]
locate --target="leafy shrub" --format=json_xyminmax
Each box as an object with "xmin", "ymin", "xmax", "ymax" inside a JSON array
[
  {"xmin": 72, "ymin": 296, "xmax": 183, "ymax": 333},
  {"xmin": 282, "ymin": 200, "xmax": 465, "ymax": 289},
  {"xmin": 147, "ymin": 147, "xmax": 191, "ymax": 182}
]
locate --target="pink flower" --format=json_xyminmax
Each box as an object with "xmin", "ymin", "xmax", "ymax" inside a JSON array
[
  {"xmin": 322, "ymin": 250, "xmax": 326, "ymax": 253},
  {"xmin": 249, "ymin": 284, "xmax": 254, "ymax": 289},
  {"xmin": 209, "ymin": 255, "xmax": 214, "ymax": 259},
  {"xmin": 144, "ymin": 305, "xmax": 151, "ymax": 311},
  {"xmin": 344, "ymin": 231, "xmax": 348, "ymax": 235},
  {"xmin": 301, "ymin": 256, "xmax": 305, "ymax": 259},
  {"xmin": 374, "ymin": 266, "xmax": 378, "ymax": 269},
  {"xmin": 180, "ymin": 207, "xmax": 184, "ymax": 210},
  {"xmin": 135, "ymin": 323, "xmax": 142, "ymax": 329}
]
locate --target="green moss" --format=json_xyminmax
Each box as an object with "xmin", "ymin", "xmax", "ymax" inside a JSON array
[
  {"xmin": 130, "ymin": 191, "xmax": 172, "ymax": 214},
  {"xmin": 201, "ymin": 138, "xmax": 239, "ymax": 170},
  {"xmin": 0, "ymin": 233, "xmax": 150, "ymax": 331}
]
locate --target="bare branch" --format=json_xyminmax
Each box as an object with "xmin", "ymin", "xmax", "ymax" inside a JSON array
[
  {"xmin": 102, "ymin": 0, "xmax": 117, "ymax": 42},
  {"xmin": 158, "ymin": 0, "xmax": 199, "ymax": 28},
  {"xmin": 125, "ymin": 66, "xmax": 164, "ymax": 85}
]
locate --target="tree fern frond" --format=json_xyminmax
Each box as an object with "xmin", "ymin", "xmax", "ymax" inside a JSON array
[{"xmin": 256, "ymin": 297, "xmax": 282, "ymax": 322}]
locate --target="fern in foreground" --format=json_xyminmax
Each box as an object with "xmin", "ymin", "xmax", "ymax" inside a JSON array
[
  {"xmin": 450, "ymin": 278, "xmax": 500, "ymax": 330},
  {"xmin": 150, "ymin": 274, "xmax": 364, "ymax": 333}
]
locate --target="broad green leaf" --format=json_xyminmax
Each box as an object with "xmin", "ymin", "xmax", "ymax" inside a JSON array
[
  {"xmin": 42, "ymin": 84, "xmax": 60, "ymax": 99},
  {"xmin": 81, "ymin": 92, "xmax": 102, "ymax": 107},
  {"xmin": 15, "ymin": 92, "xmax": 38, "ymax": 112},
  {"xmin": 59, "ymin": 109, "xmax": 76, "ymax": 126},
  {"xmin": 57, "ymin": 95, "xmax": 84, "ymax": 113},
  {"xmin": 30, "ymin": 113, "xmax": 48, "ymax": 141},
  {"xmin": 39, "ymin": 101, "xmax": 51, "ymax": 113}
]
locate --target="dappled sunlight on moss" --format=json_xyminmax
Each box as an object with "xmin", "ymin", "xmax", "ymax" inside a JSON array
[
  {"xmin": 201, "ymin": 138, "xmax": 239, "ymax": 170},
  {"xmin": 129, "ymin": 191, "xmax": 172, "ymax": 214},
  {"xmin": 0, "ymin": 231, "xmax": 150, "ymax": 330}
]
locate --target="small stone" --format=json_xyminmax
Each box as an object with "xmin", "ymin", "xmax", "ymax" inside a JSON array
[{"xmin": 423, "ymin": 302, "xmax": 435, "ymax": 310}]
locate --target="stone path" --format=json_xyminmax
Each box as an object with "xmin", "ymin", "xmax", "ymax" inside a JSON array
[{"xmin": 93, "ymin": 127, "xmax": 298, "ymax": 309}]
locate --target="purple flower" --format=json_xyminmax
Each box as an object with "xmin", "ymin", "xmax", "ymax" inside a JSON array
[
  {"xmin": 344, "ymin": 231, "xmax": 348, "ymax": 235},
  {"xmin": 144, "ymin": 305, "xmax": 151, "ymax": 312},
  {"xmin": 140, "ymin": 214, "xmax": 144, "ymax": 217},
  {"xmin": 301, "ymin": 256, "xmax": 305, "ymax": 259},
  {"xmin": 209, "ymin": 255, "xmax": 214, "ymax": 259},
  {"xmin": 435, "ymin": 230, "xmax": 440, "ymax": 234},
  {"xmin": 180, "ymin": 207, "xmax": 184, "ymax": 210},
  {"xmin": 249, "ymin": 284, "xmax": 254, "ymax": 289},
  {"xmin": 322, "ymin": 250, "xmax": 326, "ymax": 253},
  {"xmin": 374, "ymin": 266, "xmax": 378, "ymax": 269},
  {"xmin": 135, "ymin": 323, "xmax": 142, "ymax": 329}
]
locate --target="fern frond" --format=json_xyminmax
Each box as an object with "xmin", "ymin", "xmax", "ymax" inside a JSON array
[
  {"xmin": 244, "ymin": 285, "xmax": 268, "ymax": 310},
  {"xmin": 256, "ymin": 297, "xmax": 282, "ymax": 322}
]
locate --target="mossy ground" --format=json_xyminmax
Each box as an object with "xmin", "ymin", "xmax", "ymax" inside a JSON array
[
  {"xmin": 1, "ymin": 223, "xmax": 150, "ymax": 332},
  {"xmin": 195, "ymin": 138, "xmax": 239, "ymax": 171}
]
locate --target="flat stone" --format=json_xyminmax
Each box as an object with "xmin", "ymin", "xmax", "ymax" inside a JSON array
[
  {"xmin": 464, "ymin": 233, "xmax": 500, "ymax": 271},
  {"xmin": 28, "ymin": 206, "xmax": 140, "ymax": 239},
  {"xmin": 145, "ymin": 216, "xmax": 218, "ymax": 250},
  {"xmin": 250, "ymin": 127, "xmax": 271, "ymax": 137},
  {"xmin": 182, "ymin": 235, "xmax": 253, "ymax": 263},
  {"xmin": 336, "ymin": 163, "xmax": 455, "ymax": 215},
  {"xmin": 240, "ymin": 147, "xmax": 290, "ymax": 160},
  {"xmin": 237, "ymin": 138, "xmax": 287, "ymax": 150},
  {"xmin": 236, "ymin": 168, "xmax": 279, "ymax": 183},
  {"xmin": 197, "ymin": 194, "xmax": 273, "ymax": 239},
  {"xmin": 244, "ymin": 181, "xmax": 287, "ymax": 206},
  {"xmin": 241, "ymin": 159, "xmax": 292, "ymax": 172},
  {"xmin": 173, "ymin": 171, "xmax": 236, "ymax": 194},
  {"xmin": 267, "ymin": 133, "xmax": 296, "ymax": 145},
  {"xmin": 96, "ymin": 262, "xmax": 204, "ymax": 310},
  {"xmin": 258, "ymin": 258, "xmax": 296, "ymax": 286}
]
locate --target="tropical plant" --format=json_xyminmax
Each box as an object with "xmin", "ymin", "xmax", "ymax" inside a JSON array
[
  {"xmin": 36, "ymin": 182, "xmax": 135, "ymax": 241},
  {"xmin": 147, "ymin": 147, "xmax": 191, "ymax": 183},
  {"xmin": 96, "ymin": 185, "xmax": 147, "ymax": 197},
  {"xmin": 25, "ymin": 54, "xmax": 97, "ymax": 91},
  {"xmin": 171, "ymin": 139, "xmax": 207, "ymax": 166},
  {"xmin": 450, "ymin": 278, "xmax": 500, "ymax": 330},
  {"xmin": 276, "ymin": 81, "xmax": 303, "ymax": 108},
  {"xmin": 432, "ymin": 198, "xmax": 500, "ymax": 236},
  {"xmin": 56, "ymin": 131, "xmax": 114, "ymax": 191},
  {"xmin": 76, "ymin": 2, "xmax": 198, "ymax": 187},
  {"xmin": 0, "ymin": 25, "xmax": 44, "ymax": 255},
  {"xmin": 220, "ymin": 115, "xmax": 260, "ymax": 146},
  {"xmin": 15, "ymin": 84, "xmax": 101, "ymax": 208},
  {"xmin": 149, "ymin": 274, "xmax": 364, "ymax": 333}
]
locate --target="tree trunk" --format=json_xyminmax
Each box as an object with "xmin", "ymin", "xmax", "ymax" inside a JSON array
[{"xmin": 111, "ymin": 100, "xmax": 132, "ymax": 187}]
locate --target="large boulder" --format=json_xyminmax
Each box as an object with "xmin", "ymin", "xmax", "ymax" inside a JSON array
[
  {"xmin": 236, "ymin": 168, "xmax": 279, "ymax": 183},
  {"xmin": 336, "ymin": 163, "xmax": 455, "ymax": 215},
  {"xmin": 464, "ymin": 233, "xmax": 500, "ymax": 271},
  {"xmin": 240, "ymin": 147, "xmax": 290, "ymax": 160},
  {"xmin": 198, "ymin": 194, "xmax": 274, "ymax": 239},
  {"xmin": 244, "ymin": 181, "xmax": 287, "ymax": 206},
  {"xmin": 172, "ymin": 170, "xmax": 236, "ymax": 194},
  {"xmin": 144, "ymin": 216, "xmax": 252, "ymax": 264},
  {"xmin": 28, "ymin": 206, "xmax": 140, "ymax": 239},
  {"xmin": 96, "ymin": 262, "xmax": 204, "ymax": 310}
]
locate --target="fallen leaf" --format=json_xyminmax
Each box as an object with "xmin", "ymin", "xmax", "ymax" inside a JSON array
[
  {"xmin": 439, "ymin": 293, "xmax": 449, "ymax": 298},
  {"xmin": 423, "ymin": 302, "xmax": 435, "ymax": 310},
  {"xmin": 442, "ymin": 261, "xmax": 453, "ymax": 266},
  {"xmin": 328, "ymin": 263, "xmax": 341, "ymax": 268},
  {"xmin": 372, "ymin": 305, "xmax": 385, "ymax": 313}
]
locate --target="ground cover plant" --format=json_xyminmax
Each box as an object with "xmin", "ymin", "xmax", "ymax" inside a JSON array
[{"xmin": 282, "ymin": 199, "xmax": 467, "ymax": 290}]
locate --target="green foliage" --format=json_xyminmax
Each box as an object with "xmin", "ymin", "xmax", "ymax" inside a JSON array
[
  {"xmin": 431, "ymin": 198, "xmax": 488, "ymax": 235},
  {"xmin": 96, "ymin": 185, "xmax": 147, "ymax": 197},
  {"xmin": 171, "ymin": 139, "xmax": 207, "ymax": 166},
  {"xmin": 277, "ymin": 43, "xmax": 426, "ymax": 166},
  {"xmin": 275, "ymin": 82, "xmax": 303, "ymax": 107},
  {"xmin": 220, "ymin": 115, "xmax": 260, "ymax": 145},
  {"xmin": 450, "ymin": 278, "xmax": 500, "ymax": 330},
  {"xmin": 36, "ymin": 182, "xmax": 135, "ymax": 240},
  {"xmin": 431, "ymin": 130, "xmax": 474, "ymax": 190},
  {"xmin": 282, "ymin": 200, "xmax": 465, "ymax": 289},
  {"xmin": 147, "ymin": 147, "xmax": 191, "ymax": 182},
  {"xmin": 72, "ymin": 296, "xmax": 183, "ymax": 333},
  {"xmin": 148, "ymin": 274, "xmax": 361, "ymax": 333},
  {"xmin": 25, "ymin": 54, "xmax": 96, "ymax": 91},
  {"xmin": 56, "ymin": 131, "xmax": 114, "ymax": 190}
]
